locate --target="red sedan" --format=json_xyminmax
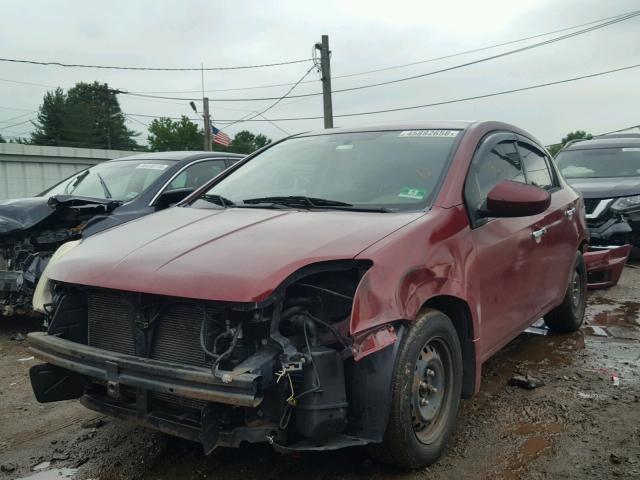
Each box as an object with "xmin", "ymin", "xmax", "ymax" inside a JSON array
[{"xmin": 28, "ymin": 121, "xmax": 588, "ymax": 468}]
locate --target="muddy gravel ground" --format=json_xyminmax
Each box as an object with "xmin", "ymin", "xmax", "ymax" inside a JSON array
[{"xmin": 1, "ymin": 268, "xmax": 639, "ymax": 480}]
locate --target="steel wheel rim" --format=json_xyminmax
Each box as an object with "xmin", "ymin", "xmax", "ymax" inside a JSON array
[
  {"xmin": 571, "ymin": 270, "xmax": 582, "ymax": 309},
  {"xmin": 411, "ymin": 337, "xmax": 453, "ymax": 444}
]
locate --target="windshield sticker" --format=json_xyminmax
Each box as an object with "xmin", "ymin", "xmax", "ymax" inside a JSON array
[
  {"xmin": 335, "ymin": 144, "xmax": 353, "ymax": 151},
  {"xmin": 622, "ymin": 147, "xmax": 640, "ymax": 152},
  {"xmin": 398, "ymin": 187, "xmax": 427, "ymax": 200},
  {"xmin": 399, "ymin": 130, "xmax": 459, "ymax": 138},
  {"xmin": 136, "ymin": 163, "xmax": 169, "ymax": 170}
]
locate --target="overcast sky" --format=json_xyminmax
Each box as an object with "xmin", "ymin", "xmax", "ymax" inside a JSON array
[{"xmin": 0, "ymin": 0, "xmax": 638, "ymax": 148}]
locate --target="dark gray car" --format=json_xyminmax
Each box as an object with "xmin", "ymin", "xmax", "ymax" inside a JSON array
[
  {"xmin": 0, "ymin": 151, "xmax": 243, "ymax": 315},
  {"xmin": 555, "ymin": 134, "xmax": 640, "ymax": 250}
]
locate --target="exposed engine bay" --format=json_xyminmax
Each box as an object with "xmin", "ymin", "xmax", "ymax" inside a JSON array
[
  {"xmin": 0, "ymin": 196, "xmax": 120, "ymax": 315},
  {"xmin": 28, "ymin": 261, "xmax": 399, "ymax": 453}
]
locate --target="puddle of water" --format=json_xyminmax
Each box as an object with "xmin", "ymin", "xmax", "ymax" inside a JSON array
[
  {"xmin": 508, "ymin": 331, "xmax": 585, "ymax": 367},
  {"xmin": 17, "ymin": 468, "xmax": 77, "ymax": 480},
  {"xmin": 587, "ymin": 300, "xmax": 640, "ymax": 328},
  {"xmin": 498, "ymin": 436, "xmax": 552, "ymax": 480}
]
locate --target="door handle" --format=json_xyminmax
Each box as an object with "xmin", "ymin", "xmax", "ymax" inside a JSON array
[
  {"xmin": 532, "ymin": 227, "xmax": 547, "ymax": 242},
  {"xmin": 565, "ymin": 207, "xmax": 576, "ymax": 219}
]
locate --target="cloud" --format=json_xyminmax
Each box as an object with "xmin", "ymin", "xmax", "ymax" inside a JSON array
[{"xmin": 0, "ymin": 0, "xmax": 639, "ymax": 146}]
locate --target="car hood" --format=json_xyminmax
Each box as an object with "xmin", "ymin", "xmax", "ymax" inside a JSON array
[
  {"xmin": 0, "ymin": 197, "xmax": 55, "ymax": 234},
  {"xmin": 0, "ymin": 195, "xmax": 120, "ymax": 235},
  {"xmin": 48, "ymin": 206, "xmax": 424, "ymax": 302},
  {"xmin": 566, "ymin": 177, "xmax": 640, "ymax": 199}
]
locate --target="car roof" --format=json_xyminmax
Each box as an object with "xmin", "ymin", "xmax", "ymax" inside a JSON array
[
  {"xmin": 563, "ymin": 136, "xmax": 640, "ymax": 151},
  {"xmin": 106, "ymin": 151, "xmax": 245, "ymax": 162},
  {"xmin": 295, "ymin": 121, "xmax": 475, "ymax": 137}
]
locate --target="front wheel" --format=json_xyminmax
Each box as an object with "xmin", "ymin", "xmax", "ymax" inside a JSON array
[
  {"xmin": 376, "ymin": 309, "xmax": 463, "ymax": 468},
  {"xmin": 544, "ymin": 251, "xmax": 587, "ymax": 333}
]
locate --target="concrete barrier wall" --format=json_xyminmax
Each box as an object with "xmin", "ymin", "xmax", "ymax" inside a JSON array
[{"xmin": 0, "ymin": 144, "xmax": 136, "ymax": 200}]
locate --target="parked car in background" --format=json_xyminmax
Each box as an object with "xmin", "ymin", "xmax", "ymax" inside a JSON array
[
  {"xmin": 555, "ymin": 134, "xmax": 638, "ymax": 286},
  {"xmin": 28, "ymin": 121, "xmax": 587, "ymax": 468},
  {"xmin": 0, "ymin": 151, "xmax": 242, "ymax": 315}
]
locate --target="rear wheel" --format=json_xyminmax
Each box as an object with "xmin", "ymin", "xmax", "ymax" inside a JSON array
[
  {"xmin": 544, "ymin": 251, "xmax": 586, "ymax": 333},
  {"xmin": 376, "ymin": 309, "xmax": 462, "ymax": 468}
]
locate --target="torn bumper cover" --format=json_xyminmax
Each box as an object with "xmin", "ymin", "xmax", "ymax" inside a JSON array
[{"xmin": 584, "ymin": 244, "xmax": 632, "ymax": 289}]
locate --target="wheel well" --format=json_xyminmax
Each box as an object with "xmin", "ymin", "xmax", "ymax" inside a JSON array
[{"xmin": 422, "ymin": 296, "xmax": 476, "ymax": 398}]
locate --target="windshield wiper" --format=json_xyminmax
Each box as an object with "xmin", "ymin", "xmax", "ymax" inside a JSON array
[
  {"xmin": 200, "ymin": 194, "xmax": 235, "ymax": 207},
  {"xmin": 242, "ymin": 196, "xmax": 353, "ymax": 208},
  {"xmin": 66, "ymin": 170, "xmax": 90, "ymax": 194},
  {"xmin": 95, "ymin": 172, "xmax": 112, "ymax": 199},
  {"xmin": 241, "ymin": 196, "xmax": 393, "ymax": 212}
]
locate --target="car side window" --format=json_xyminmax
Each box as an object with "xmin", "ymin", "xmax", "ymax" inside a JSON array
[
  {"xmin": 166, "ymin": 160, "xmax": 226, "ymax": 191},
  {"xmin": 518, "ymin": 142, "xmax": 556, "ymax": 190},
  {"xmin": 465, "ymin": 140, "xmax": 525, "ymax": 214}
]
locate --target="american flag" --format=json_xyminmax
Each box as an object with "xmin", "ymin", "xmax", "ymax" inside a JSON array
[{"xmin": 211, "ymin": 126, "xmax": 231, "ymax": 147}]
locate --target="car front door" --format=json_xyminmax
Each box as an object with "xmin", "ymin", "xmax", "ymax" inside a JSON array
[
  {"xmin": 517, "ymin": 138, "xmax": 579, "ymax": 314},
  {"xmin": 465, "ymin": 132, "xmax": 547, "ymax": 359}
]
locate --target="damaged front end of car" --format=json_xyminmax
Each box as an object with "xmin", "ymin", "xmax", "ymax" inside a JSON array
[
  {"xmin": 0, "ymin": 195, "xmax": 120, "ymax": 316},
  {"xmin": 28, "ymin": 260, "xmax": 401, "ymax": 453},
  {"xmin": 581, "ymin": 198, "xmax": 634, "ymax": 289}
]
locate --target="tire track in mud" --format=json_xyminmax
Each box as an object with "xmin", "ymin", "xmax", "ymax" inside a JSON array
[{"xmin": 0, "ymin": 414, "xmax": 106, "ymax": 451}]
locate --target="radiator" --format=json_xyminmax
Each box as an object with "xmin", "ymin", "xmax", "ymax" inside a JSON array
[{"xmin": 87, "ymin": 290, "xmax": 224, "ymax": 368}]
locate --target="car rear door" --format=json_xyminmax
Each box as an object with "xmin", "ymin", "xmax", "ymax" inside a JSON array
[
  {"xmin": 465, "ymin": 132, "xmax": 547, "ymax": 358},
  {"xmin": 517, "ymin": 138, "xmax": 579, "ymax": 314}
]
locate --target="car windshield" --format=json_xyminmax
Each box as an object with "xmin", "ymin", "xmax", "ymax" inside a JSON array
[
  {"xmin": 192, "ymin": 129, "xmax": 460, "ymax": 212},
  {"xmin": 42, "ymin": 160, "xmax": 175, "ymax": 201},
  {"xmin": 556, "ymin": 147, "xmax": 640, "ymax": 178}
]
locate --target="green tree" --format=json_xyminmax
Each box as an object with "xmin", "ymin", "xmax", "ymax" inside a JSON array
[
  {"xmin": 31, "ymin": 88, "xmax": 67, "ymax": 146},
  {"xmin": 31, "ymin": 82, "xmax": 139, "ymax": 150},
  {"xmin": 213, "ymin": 130, "xmax": 271, "ymax": 154},
  {"xmin": 548, "ymin": 130, "xmax": 593, "ymax": 157},
  {"xmin": 148, "ymin": 116, "xmax": 203, "ymax": 151},
  {"xmin": 0, "ymin": 133, "xmax": 5, "ymax": 143}
]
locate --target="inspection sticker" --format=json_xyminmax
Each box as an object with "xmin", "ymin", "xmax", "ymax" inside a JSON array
[
  {"xmin": 398, "ymin": 187, "xmax": 427, "ymax": 200},
  {"xmin": 399, "ymin": 130, "xmax": 459, "ymax": 138},
  {"xmin": 136, "ymin": 163, "xmax": 169, "ymax": 170}
]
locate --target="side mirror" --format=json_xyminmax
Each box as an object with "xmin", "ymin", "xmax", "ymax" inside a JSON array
[
  {"xmin": 156, "ymin": 187, "xmax": 195, "ymax": 209},
  {"xmin": 485, "ymin": 180, "xmax": 550, "ymax": 217}
]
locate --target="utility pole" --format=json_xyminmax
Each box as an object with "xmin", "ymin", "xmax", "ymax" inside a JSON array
[
  {"xmin": 203, "ymin": 97, "xmax": 212, "ymax": 151},
  {"xmin": 315, "ymin": 35, "xmax": 333, "ymax": 129}
]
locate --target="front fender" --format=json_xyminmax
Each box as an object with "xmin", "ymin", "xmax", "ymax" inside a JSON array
[{"xmin": 350, "ymin": 206, "xmax": 478, "ymax": 337}]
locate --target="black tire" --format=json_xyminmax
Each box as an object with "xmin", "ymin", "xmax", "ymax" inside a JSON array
[
  {"xmin": 544, "ymin": 251, "xmax": 587, "ymax": 333},
  {"xmin": 375, "ymin": 309, "xmax": 463, "ymax": 468}
]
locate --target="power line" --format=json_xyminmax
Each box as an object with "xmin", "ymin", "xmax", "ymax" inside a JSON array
[
  {"xmin": 4, "ymin": 63, "xmax": 637, "ymax": 128},
  {"xmin": 220, "ymin": 64, "xmax": 318, "ymax": 130},
  {"xmin": 325, "ymin": 11, "xmax": 640, "ymax": 97},
  {"xmin": 545, "ymin": 124, "xmax": 640, "ymax": 147},
  {"xmin": 0, "ymin": 111, "xmax": 37, "ymax": 124},
  {"xmin": 196, "ymin": 62, "xmax": 640, "ymax": 123},
  {"xmin": 0, "ymin": 56, "xmax": 314, "ymax": 71},
  {"xmin": 119, "ymin": 11, "xmax": 640, "ymax": 103},
  {"xmin": 0, "ymin": 105, "xmax": 35, "ymax": 112},
  {"xmin": 330, "ymin": 11, "xmax": 637, "ymax": 81},
  {"xmin": 2, "ymin": 118, "xmax": 35, "ymax": 130},
  {"xmin": 128, "ymin": 9, "xmax": 639, "ymax": 95},
  {"xmin": 597, "ymin": 124, "xmax": 640, "ymax": 136}
]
